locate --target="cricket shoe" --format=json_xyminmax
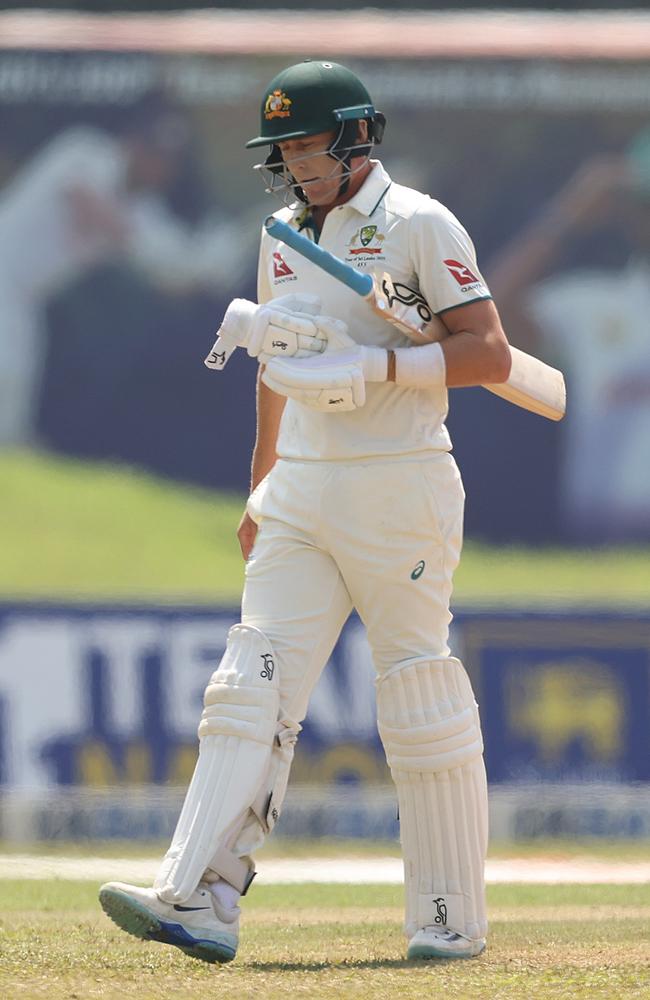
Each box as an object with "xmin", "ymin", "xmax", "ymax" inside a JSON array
[
  {"xmin": 99, "ymin": 881, "xmax": 239, "ymax": 964},
  {"xmin": 407, "ymin": 927, "xmax": 486, "ymax": 960}
]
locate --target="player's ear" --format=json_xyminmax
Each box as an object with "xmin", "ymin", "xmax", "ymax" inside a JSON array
[{"xmin": 356, "ymin": 120, "xmax": 369, "ymax": 144}]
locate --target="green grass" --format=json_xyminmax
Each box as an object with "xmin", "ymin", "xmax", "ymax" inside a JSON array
[
  {"xmin": 1, "ymin": 449, "xmax": 649, "ymax": 606},
  {"xmin": 2, "ymin": 837, "xmax": 649, "ymax": 862},
  {"xmin": 0, "ymin": 449, "xmax": 246, "ymax": 603},
  {"xmin": 0, "ymin": 879, "xmax": 648, "ymax": 999}
]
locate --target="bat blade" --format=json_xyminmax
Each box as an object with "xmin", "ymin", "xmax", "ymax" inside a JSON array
[
  {"xmin": 486, "ymin": 347, "xmax": 566, "ymax": 421},
  {"xmin": 264, "ymin": 215, "xmax": 566, "ymax": 421}
]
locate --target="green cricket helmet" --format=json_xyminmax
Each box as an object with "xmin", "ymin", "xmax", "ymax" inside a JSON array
[{"xmin": 247, "ymin": 60, "xmax": 386, "ymax": 205}]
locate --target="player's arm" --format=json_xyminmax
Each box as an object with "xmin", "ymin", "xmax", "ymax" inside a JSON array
[
  {"xmin": 427, "ymin": 298, "xmax": 510, "ymax": 387},
  {"xmin": 251, "ymin": 370, "xmax": 286, "ymax": 489},
  {"xmin": 237, "ymin": 230, "xmax": 287, "ymax": 560},
  {"xmin": 237, "ymin": 370, "xmax": 286, "ymax": 561},
  {"xmin": 388, "ymin": 207, "xmax": 510, "ymax": 387}
]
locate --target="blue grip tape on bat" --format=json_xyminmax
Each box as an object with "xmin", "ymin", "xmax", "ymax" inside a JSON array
[{"xmin": 264, "ymin": 216, "xmax": 374, "ymax": 297}]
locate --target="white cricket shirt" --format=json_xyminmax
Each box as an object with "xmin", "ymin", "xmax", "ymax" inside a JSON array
[{"xmin": 258, "ymin": 160, "xmax": 491, "ymax": 462}]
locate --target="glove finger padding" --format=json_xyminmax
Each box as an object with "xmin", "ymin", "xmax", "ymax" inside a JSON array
[
  {"xmin": 204, "ymin": 298, "xmax": 258, "ymax": 370},
  {"xmin": 248, "ymin": 307, "xmax": 327, "ymax": 357},
  {"xmin": 317, "ymin": 315, "xmax": 355, "ymax": 352},
  {"xmin": 271, "ymin": 292, "xmax": 321, "ymax": 317},
  {"xmin": 204, "ymin": 335, "xmax": 232, "ymax": 370},
  {"xmin": 261, "ymin": 351, "xmax": 366, "ymax": 412},
  {"xmin": 256, "ymin": 323, "xmax": 327, "ymax": 360},
  {"xmin": 257, "ymin": 327, "xmax": 327, "ymax": 363}
]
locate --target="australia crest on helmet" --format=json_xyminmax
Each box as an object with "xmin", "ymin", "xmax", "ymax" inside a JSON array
[{"xmin": 265, "ymin": 90, "xmax": 292, "ymax": 120}]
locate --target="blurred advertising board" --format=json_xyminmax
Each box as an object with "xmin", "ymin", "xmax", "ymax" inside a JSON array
[
  {"xmin": 1, "ymin": 46, "xmax": 650, "ymax": 542},
  {"xmin": 1, "ymin": 603, "xmax": 648, "ymax": 795}
]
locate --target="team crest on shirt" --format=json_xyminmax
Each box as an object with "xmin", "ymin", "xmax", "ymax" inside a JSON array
[
  {"xmin": 265, "ymin": 90, "xmax": 292, "ymax": 120},
  {"xmin": 346, "ymin": 226, "xmax": 386, "ymax": 262}
]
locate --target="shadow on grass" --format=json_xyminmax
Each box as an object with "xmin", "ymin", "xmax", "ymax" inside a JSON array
[{"xmin": 247, "ymin": 957, "xmax": 457, "ymax": 971}]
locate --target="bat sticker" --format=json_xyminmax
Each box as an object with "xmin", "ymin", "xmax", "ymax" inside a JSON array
[{"xmin": 380, "ymin": 278, "xmax": 433, "ymax": 324}]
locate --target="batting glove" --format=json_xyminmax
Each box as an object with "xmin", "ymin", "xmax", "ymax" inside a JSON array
[
  {"xmin": 204, "ymin": 293, "xmax": 351, "ymax": 370},
  {"xmin": 261, "ymin": 345, "xmax": 388, "ymax": 412}
]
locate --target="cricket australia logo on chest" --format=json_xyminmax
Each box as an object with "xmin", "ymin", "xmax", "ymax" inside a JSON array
[{"xmin": 346, "ymin": 225, "xmax": 386, "ymax": 266}]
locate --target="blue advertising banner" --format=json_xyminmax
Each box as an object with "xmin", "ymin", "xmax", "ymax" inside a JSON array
[{"xmin": 1, "ymin": 604, "xmax": 648, "ymax": 794}]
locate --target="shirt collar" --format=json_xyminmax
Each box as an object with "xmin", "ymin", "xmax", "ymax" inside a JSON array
[
  {"xmin": 342, "ymin": 160, "xmax": 392, "ymax": 218},
  {"xmin": 292, "ymin": 159, "xmax": 392, "ymax": 227}
]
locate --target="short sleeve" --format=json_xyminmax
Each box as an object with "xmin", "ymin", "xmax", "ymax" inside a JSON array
[
  {"xmin": 409, "ymin": 199, "xmax": 491, "ymax": 315},
  {"xmin": 257, "ymin": 225, "xmax": 273, "ymax": 304}
]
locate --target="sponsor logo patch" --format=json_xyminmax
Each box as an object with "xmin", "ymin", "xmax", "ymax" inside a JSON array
[
  {"xmin": 444, "ymin": 258, "xmax": 480, "ymax": 287},
  {"xmin": 273, "ymin": 252, "xmax": 296, "ymax": 282},
  {"xmin": 411, "ymin": 560, "xmax": 426, "ymax": 580}
]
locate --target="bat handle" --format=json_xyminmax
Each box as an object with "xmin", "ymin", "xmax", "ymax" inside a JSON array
[{"xmin": 264, "ymin": 216, "xmax": 374, "ymax": 297}]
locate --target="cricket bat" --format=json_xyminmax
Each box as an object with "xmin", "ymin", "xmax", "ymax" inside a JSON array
[{"xmin": 264, "ymin": 216, "xmax": 566, "ymax": 421}]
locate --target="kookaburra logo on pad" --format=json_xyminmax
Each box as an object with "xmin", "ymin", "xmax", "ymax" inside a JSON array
[
  {"xmin": 433, "ymin": 897, "xmax": 448, "ymax": 925},
  {"xmin": 380, "ymin": 278, "xmax": 433, "ymax": 324},
  {"xmin": 260, "ymin": 653, "xmax": 275, "ymax": 680}
]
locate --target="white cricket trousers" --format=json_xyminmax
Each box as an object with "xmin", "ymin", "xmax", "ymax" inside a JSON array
[{"xmin": 243, "ymin": 451, "xmax": 466, "ymax": 722}]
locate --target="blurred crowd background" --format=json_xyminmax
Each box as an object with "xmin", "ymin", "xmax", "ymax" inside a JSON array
[
  {"xmin": 1, "ymin": 10, "xmax": 650, "ymax": 541},
  {"xmin": 1, "ymin": 4, "xmax": 649, "ymax": 843}
]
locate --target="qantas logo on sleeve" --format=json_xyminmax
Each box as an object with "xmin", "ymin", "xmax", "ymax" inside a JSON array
[
  {"xmin": 273, "ymin": 252, "xmax": 294, "ymax": 278},
  {"xmin": 444, "ymin": 259, "xmax": 480, "ymax": 286}
]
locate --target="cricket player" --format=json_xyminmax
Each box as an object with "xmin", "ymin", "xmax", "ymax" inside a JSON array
[{"xmin": 100, "ymin": 60, "xmax": 511, "ymax": 963}]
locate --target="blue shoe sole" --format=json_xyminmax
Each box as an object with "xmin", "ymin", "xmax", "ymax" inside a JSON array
[{"xmin": 99, "ymin": 887, "xmax": 237, "ymax": 964}]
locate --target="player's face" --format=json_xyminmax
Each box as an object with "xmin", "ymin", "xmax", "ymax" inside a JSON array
[{"xmin": 277, "ymin": 131, "xmax": 342, "ymax": 206}]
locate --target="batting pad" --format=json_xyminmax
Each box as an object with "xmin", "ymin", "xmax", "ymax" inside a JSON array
[
  {"xmin": 154, "ymin": 624, "xmax": 281, "ymax": 903},
  {"xmin": 377, "ymin": 656, "xmax": 488, "ymax": 942}
]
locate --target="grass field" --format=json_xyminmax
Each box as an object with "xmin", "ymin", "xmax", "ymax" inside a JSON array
[
  {"xmin": 0, "ymin": 877, "xmax": 648, "ymax": 999},
  {"xmin": 3, "ymin": 452, "xmax": 649, "ymax": 997},
  {"xmin": 2, "ymin": 448, "xmax": 649, "ymax": 605},
  {"xmin": 2, "ymin": 836, "xmax": 650, "ymax": 862}
]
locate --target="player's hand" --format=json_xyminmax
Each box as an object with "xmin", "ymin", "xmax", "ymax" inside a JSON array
[
  {"xmin": 204, "ymin": 293, "xmax": 350, "ymax": 370},
  {"xmin": 261, "ymin": 345, "xmax": 387, "ymax": 412},
  {"xmin": 237, "ymin": 510, "xmax": 258, "ymax": 561}
]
